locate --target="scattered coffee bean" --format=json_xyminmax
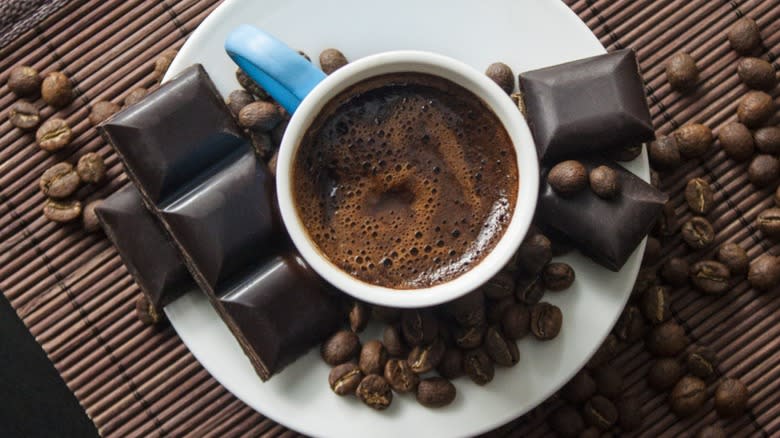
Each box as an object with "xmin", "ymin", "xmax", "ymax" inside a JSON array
[
  {"xmin": 236, "ymin": 68, "xmax": 269, "ymax": 99},
  {"xmin": 416, "ymin": 377, "xmax": 456, "ymax": 408},
  {"xmin": 516, "ymin": 233, "xmax": 552, "ymax": 274},
  {"xmin": 548, "ymin": 160, "xmax": 587, "ymax": 196},
  {"xmin": 39, "ymin": 162, "xmax": 80, "ymax": 198},
  {"xmin": 359, "ymin": 340, "xmax": 388, "ymax": 375},
  {"xmin": 225, "ymin": 89, "xmax": 255, "ymax": 118},
  {"xmin": 485, "ymin": 62, "xmax": 514, "ymax": 94},
  {"xmin": 36, "ymin": 118, "xmax": 72, "ymax": 152},
  {"xmin": 356, "ymin": 374, "xmax": 392, "ymax": 410},
  {"xmin": 687, "ymin": 346, "xmax": 718, "ymax": 380},
  {"xmin": 401, "ymin": 309, "xmax": 438, "ymax": 346},
  {"xmin": 382, "ymin": 324, "xmax": 408, "ymax": 358},
  {"xmin": 348, "ymin": 301, "xmax": 369, "ymax": 333},
  {"xmin": 407, "ymin": 337, "xmax": 445, "ymax": 374},
  {"xmin": 593, "ymin": 365, "xmax": 623, "ymax": 400},
  {"xmin": 737, "ymin": 57, "xmax": 776, "ymax": 90},
  {"xmin": 587, "ymin": 334, "xmax": 618, "ymax": 369},
  {"xmin": 482, "ymin": 270, "xmax": 515, "ymax": 299},
  {"xmin": 373, "ymin": 305, "xmax": 401, "ymax": 324},
  {"xmin": 754, "ymin": 126, "xmax": 780, "ymax": 154},
  {"xmin": 583, "ymin": 395, "xmax": 618, "ymax": 430},
  {"xmin": 83, "ymin": 199, "xmax": 102, "ymax": 233},
  {"xmin": 647, "ymin": 321, "xmax": 688, "ymax": 357},
  {"xmin": 7, "ymin": 65, "xmax": 41, "ymax": 96},
  {"xmin": 681, "ymin": 216, "xmax": 715, "ymax": 249},
  {"xmin": 124, "ymin": 87, "xmax": 147, "ymax": 107},
  {"xmin": 8, "ymin": 101, "xmax": 40, "ymax": 130},
  {"xmin": 690, "ymin": 260, "xmax": 730, "ymax": 294},
  {"xmin": 648, "ymin": 358, "xmax": 684, "ymax": 391},
  {"xmin": 321, "ymin": 330, "xmax": 360, "ymax": 365},
  {"xmin": 738, "ymin": 91, "xmax": 775, "ymax": 128},
  {"xmin": 662, "ymin": 257, "xmax": 690, "ymax": 287},
  {"xmin": 697, "ymin": 425, "xmax": 727, "ymax": 438},
  {"xmin": 454, "ymin": 324, "xmax": 484, "ymax": 349},
  {"xmin": 666, "ymin": 52, "xmax": 699, "ymax": 91},
  {"xmin": 618, "ymin": 396, "xmax": 643, "ymax": 431},
  {"xmin": 41, "ymin": 71, "xmax": 73, "ymax": 107},
  {"xmin": 642, "ymin": 237, "xmax": 662, "ymax": 266},
  {"xmin": 486, "ymin": 295, "xmax": 513, "ymax": 326},
  {"xmin": 717, "ymin": 242, "xmax": 749, "ymax": 276},
  {"xmin": 718, "ymin": 122, "xmax": 755, "ymax": 161},
  {"xmin": 589, "ymin": 165, "xmax": 620, "ymax": 199},
  {"xmin": 747, "ymin": 254, "xmax": 780, "ymax": 291},
  {"xmin": 501, "ymin": 303, "xmax": 530, "ymax": 340},
  {"xmin": 675, "ymin": 124, "xmax": 713, "ymax": 158},
  {"xmin": 542, "ymin": 262, "xmax": 574, "ymax": 291},
  {"xmin": 641, "ymin": 285, "xmax": 671, "ymax": 325},
  {"xmin": 76, "ymin": 152, "xmax": 106, "ymax": 184},
  {"xmin": 757, "ymin": 207, "xmax": 780, "ymax": 238},
  {"xmin": 514, "ymin": 273, "xmax": 545, "ymax": 305},
  {"xmin": 670, "ymin": 376, "xmax": 708, "ymax": 417},
  {"xmin": 436, "ymin": 347, "xmax": 464, "ymax": 380},
  {"xmin": 88, "ymin": 100, "xmax": 120, "ymax": 126},
  {"xmin": 653, "ymin": 200, "xmax": 678, "ymax": 237},
  {"xmin": 530, "ymin": 302, "xmax": 562, "ymax": 340},
  {"xmin": 548, "ymin": 405, "xmax": 586, "ymax": 438},
  {"xmin": 562, "ymin": 370, "xmax": 596, "ymax": 404},
  {"xmin": 384, "ymin": 358, "xmax": 419, "ymax": 393},
  {"xmin": 328, "ymin": 362, "xmax": 362, "ymax": 395},
  {"xmin": 238, "ymin": 101, "xmax": 282, "ymax": 132},
  {"xmin": 748, "ymin": 154, "xmax": 780, "ymax": 187},
  {"xmin": 631, "ymin": 267, "xmax": 658, "ymax": 300},
  {"xmin": 615, "ymin": 305, "xmax": 646, "ymax": 343},
  {"xmin": 248, "ymin": 130, "xmax": 274, "ymax": 160},
  {"xmin": 319, "ymin": 48, "xmax": 348, "ymax": 74},
  {"xmin": 463, "ymin": 348, "xmax": 494, "ymax": 385},
  {"xmin": 447, "ymin": 290, "xmax": 486, "ymax": 327},
  {"xmin": 714, "ymin": 378, "xmax": 749, "ymax": 417},
  {"xmin": 727, "ymin": 17, "xmax": 762, "ymax": 55},
  {"xmin": 135, "ymin": 294, "xmax": 161, "ymax": 325},
  {"xmin": 152, "ymin": 49, "xmax": 177, "ymax": 81},
  {"xmin": 649, "ymin": 135, "xmax": 682, "ymax": 170},
  {"xmin": 42, "ymin": 199, "xmax": 82, "ymax": 223},
  {"xmin": 612, "ymin": 143, "xmax": 643, "ymax": 162},
  {"xmin": 484, "ymin": 326, "xmax": 519, "ymax": 366}
]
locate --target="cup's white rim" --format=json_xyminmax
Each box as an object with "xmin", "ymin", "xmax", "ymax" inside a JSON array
[{"xmin": 276, "ymin": 50, "xmax": 538, "ymax": 308}]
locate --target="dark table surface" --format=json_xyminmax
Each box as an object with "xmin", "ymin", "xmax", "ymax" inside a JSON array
[{"xmin": 0, "ymin": 293, "xmax": 98, "ymax": 438}]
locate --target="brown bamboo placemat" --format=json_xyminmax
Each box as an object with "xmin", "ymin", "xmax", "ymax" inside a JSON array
[{"xmin": 1, "ymin": 0, "xmax": 778, "ymax": 436}]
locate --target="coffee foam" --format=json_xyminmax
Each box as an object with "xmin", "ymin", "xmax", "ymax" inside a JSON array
[{"xmin": 293, "ymin": 73, "xmax": 517, "ymax": 289}]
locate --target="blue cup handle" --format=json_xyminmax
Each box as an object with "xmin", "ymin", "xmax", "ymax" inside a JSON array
[{"xmin": 225, "ymin": 25, "xmax": 327, "ymax": 114}]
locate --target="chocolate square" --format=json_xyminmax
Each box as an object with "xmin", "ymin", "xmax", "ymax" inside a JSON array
[{"xmin": 519, "ymin": 49, "xmax": 654, "ymax": 163}]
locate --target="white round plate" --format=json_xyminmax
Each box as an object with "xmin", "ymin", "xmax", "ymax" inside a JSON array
[{"xmin": 163, "ymin": 1, "xmax": 649, "ymax": 437}]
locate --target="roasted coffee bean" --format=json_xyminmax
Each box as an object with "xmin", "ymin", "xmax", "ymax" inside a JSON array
[
  {"xmin": 485, "ymin": 62, "xmax": 514, "ymax": 94},
  {"xmin": 463, "ymin": 348, "xmax": 494, "ymax": 385},
  {"xmin": 748, "ymin": 254, "xmax": 780, "ymax": 291},
  {"xmin": 384, "ymin": 358, "xmax": 418, "ymax": 393},
  {"xmin": 530, "ymin": 302, "xmax": 562, "ymax": 340},
  {"xmin": 589, "ymin": 165, "xmax": 620, "ymax": 199},
  {"xmin": 248, "ymin": 130, "xmax": 274, "ymax": 160},
  {"xmin": 717, "ymin": 242, "xmax": 749, "ymax": 276},
  {"xmin": 631, "ymin": 267, "xmax": 658, "ymax": 301},
  {"xmin": 486, "ymin": 295, "xmax": 514, "ymax": 326},
  {"xmin": 687, "ymin": 346, "xmax": 718, "ymax": 380},
  {"xmin": 562, "ymin": 370, "xmax": 596, "ymax": 404},
  {"xmin": 484, "ymin": 326, "xmax": 519, "ymax": 366},
  {"xmin": 41, "ymin": 71, "xmax": 73, "ymax": 107},
  {"xmin": 727, "ymin": 17, "xmax": 762, "ymax": 55},
  {"xmin": 737, "ymin": 57, "xmax": 777, "ymax": 90},
  {"xmin": 453, "ymin": 324, "xmax": 485, "ymax": 349},
  {"xmin": 612, "ymin": 143, "xmax": 643, "ymax": 162},
  {"xmin": 436, "ymin": 347, "xmax": 464, "ymax": 379},
  {"xmin": 618, "ymin": 396, "xmax": 643, "ymax": 431},
  {"xmin": 356, "ymin": 374, "xmax": 392, "ymax": 410},
  {"xmin": 651, "ymin": 169, "xmax": 660, "ymax": 189},
  {"xmin": 152, "ymin": 49, "xmax": 177, "ymax": 81},
  {"xmin": 8, "ymin": 101, "xmax": 40, "ymax": 130},
  {"xmin": 593, "ymin": 365, "xmax": 623, "ymax": 400},
  {"xmin": 39, "ymin": 162, "xmax": 80, "ymax": 198},
  {"xmin": 7, "ymin": 65, "xmax": 41, "ymax": 96},
  {"xmin": 36, "ymin": 118, "xmax": 72, "ymax": 152},
  {"xmin": 267, "ymin": 151, "xmax": 279, "ymax": 176},
  {"xmin": 642, "ymin": 237, "xmax": 662, "ymax": 266},
  {"xmin": 666, "ymin": 52, "xmax": 699, "ymax": 91},
  {"xmin": 587, "ymin": 334, "xmax": 619, "ymax": 369},
  {"xmin": 738, "ymin": 91, "xmax": 775, "ymax": 128},
  {"xmin": 517, "ymin": 233, "xmax": 552, "ymax": 274},
  {"xmin": 717, "ymin": 122, "xmax": 755, "ymax": 161},
  {"xmin": 754, "ymin": 126, "xmax": 780, "ymax": 154},
  {"xmin": 328, "ymin": 362, "xmax": 362, "ymax": 395},
  {"xmin": 548, "ymin": 405, "xmax": 586, "ymax": 438},
  {"xmin": 501, "ymin": 303, "xmax": 530, "ymax": 340},
  {"xmin": 514, "ymin": 272, "xmax": 545, "ymax": 305},
  {"xmin": 641, "ymin": 285, "xmax": 671, "ymax": 325},
  {"xmin": 681, "ymin": 216, "xmax": 714, "ymax": 249},
  {"xmin": 319, "ymin": 48, "xmax": 348, "ymax": 74},
  {"xmin": 383, "ymin": 324, "xmax": 408, "ymax": 358},
  {"xmin": 548, "ymin": 160, "xmax": 587, "ymax": 196},
  {"xmin": 614, "ymin": 305, "xmax": 646, "ymax": 343},
  {"xmin": 661, "ymin": 257, "xmax": 690, "ymax": 287},
  {"xmin": 690, "ymin": 260, "xmax": 730, "ymax": 294},
  {"xmin": 238, "ymin": 101, "xmax": 282, "ymax": 131},
  {"xmin": 408, "ymin": 337, "xmax": 445, "ymax": 374},
  {"xmin": 579, "ymin": 428, "xmax": 601, "ymax": 438},
  {"xmin": 225, "ymin": 89, "xmax": 255, "ymax": 118},
  {"xmin": 416, "ymin": 377, "xmax": 457, "ymax": 409},
  {"xmin": 748, "ymin": 154, "xmax": 780, "ymax": 187},
  {"xmin": 83, "ymin": 199, "xmax": 102, "ymax": 233},
  {"xmin": 714, "ymin": 378, "xmax": 749, "ymax": 417},
  {"xmin": 648, "ymin": 358, "xmax": 684, "ymax": 391},
  {"xmin": 77, "ymin": 152, "xmax": 106, "ymax": 184},
  {"xmin": 675, "ymin": 124, "xmax": 713, "ymax": 158},
  {"xmin": 446, "ymin": 289, "xmax": 485, "ymax": 327},
  {"xmin": 649, "ymin": 135, "xmax": 682, "ymax": 170},
  {"xmin": 670, "ymin": 376, "xmax": 708, "ymax": 416},
  {"xmin": 697, "ymin": 425, "xmax": 727, "ymax": 438},
  {"xmin": 583, "ymin": 395, "xmax": 618, "ymax": 430},
  {"xmin": 653, "ymin": 200, "xmax": 678, "ymax": 237},
  {"xmin": 135, "ymin": 294, "xmax": 161, "ymax": 325},
  {"xmin": 348, "ymin": 301, "xmax": 369, "ymax": 333},
  {"xmin": 757, "ymin": 207, "xmax": 780, "ymax": 238},
  {"xmin": 89, "ymin": 100, "xmax": 120, "ymax": 125},
  {"xmin": 42, "ymin": 199, "xmax": 81, "ymax": 223},
  {"xmin": 123, "ymin": 87, "xmax": 147, "ymax": 107},
  {"xmin": 482, "ymin": 270, "xmax": 515, "ymax": 299},
  {"xmin": 542, "ymin": 262, "xmax": 575, "ymax": 291},
  {"xmin": 401, "ymin": 309, "xmax": 438, "ymax": 346},
  {"xmin": 321, "ymin": 330, "xmax": 360, "ymax": 365},
  {"xmin": 236, "ymin": 68, "xmax": 269, "ymax": 99},
  {"xmin": 647, "ymin": 321, "xmax": 688, "ymax": 357},
  {"xmin": 359, "ymin": 340, "xmax": 388, "ymax": 375}
]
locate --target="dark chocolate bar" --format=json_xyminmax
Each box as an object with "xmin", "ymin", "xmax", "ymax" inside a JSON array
[
  {"xmin": 519, "ymin": 49, "xmax": 654, "ymax": 164},
  {"xmin": 96, "ymin": 184, "xmax": 196, "ymax": 311},
  {"xmin": 535, "ymin": 158, "xmax": 667, "ymax": 271}
]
